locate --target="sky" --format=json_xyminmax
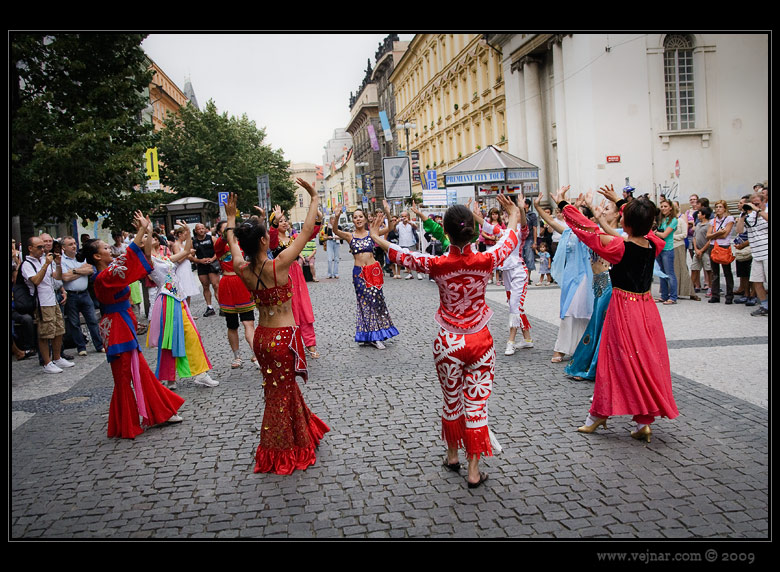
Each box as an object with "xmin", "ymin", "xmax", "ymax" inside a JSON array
[{"xmin": 141, "ymin": 33, "xmax": 414, "ymax": 166}]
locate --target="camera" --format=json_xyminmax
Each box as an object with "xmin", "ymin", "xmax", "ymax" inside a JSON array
[
  {"xmin": 742, "ymin": 203, "xmax": 753, "ymax": 212},
  {"xmin": 51, "ymin": 240, "xmax": 62, "ymax": 255}
]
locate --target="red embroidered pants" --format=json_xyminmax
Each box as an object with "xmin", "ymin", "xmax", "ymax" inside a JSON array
[{"xmin": 433, "ymin": 326, "xmax": 495, "ymax": 458}]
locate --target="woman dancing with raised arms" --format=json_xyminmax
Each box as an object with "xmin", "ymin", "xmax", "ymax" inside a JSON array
[
  {"xmin": 370, "ymin": 195, "xmax": 521, "ymax": 489},
  {"xmin": 78, "ymin": 211, "xmax": 185, "ymax": 439},
  {"xmin": 554, "ymin": 186, "xmax": 679, "ymax": 442},
  {"xmin": 330, "ymin": 199, "xmax": 399, "ymax": 349},
  {"xmin": 224, "ymin": 180, "xmax": 329, "ymax": 475}
]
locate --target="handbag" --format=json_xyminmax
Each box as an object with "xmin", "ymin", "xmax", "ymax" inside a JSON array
[
  {"xmin": 710, "ymin": 218, "xmax": 735, "ymax": 265},
  {"xmin": 711, "ymin": 242, "xmax": 735, "ymax": 265}
]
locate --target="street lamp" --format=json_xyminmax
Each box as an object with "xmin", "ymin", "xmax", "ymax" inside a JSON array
[{"xmin": 396, "ymin": 121, "xmax": 416, "ymax": 156}]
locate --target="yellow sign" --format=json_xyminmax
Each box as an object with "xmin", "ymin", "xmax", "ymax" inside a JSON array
[{"xmin": 145, "ymin": 147, "xmax": 160, "ymax": 180}]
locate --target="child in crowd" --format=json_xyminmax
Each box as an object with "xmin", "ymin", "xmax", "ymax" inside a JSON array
[{"xmin": 536, "ymin": 242, "xmax": 552, "ymax": 285}]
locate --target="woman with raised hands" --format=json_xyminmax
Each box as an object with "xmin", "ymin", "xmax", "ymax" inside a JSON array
[
  {"xmin": 224, "ymin": 181, "xmax": 329, "ymax": 475},
  {"xmin": 145, "ymin": 220, "xmax": 219, "ymax": 391},
  {"xmin": 553, "ymin": 186, "xmax": 678, "ymax": 443},
  {"xmin": 369, "ymin": 194, "xmax": 521, "ymax": 489},
  {"xmin": 267, "ymin": 203, "xmax": 322, "ymax": 358},
  {"xmin": 534, "ymin": 187, "xmax": 594, "ymax": 363},
  {"xmin": 330, "ymin": 200, "xmax": 398, "ymax": 350},
  {"xmin": 78, "ymin": 211, "xmax": 185, "ymax": 439}
]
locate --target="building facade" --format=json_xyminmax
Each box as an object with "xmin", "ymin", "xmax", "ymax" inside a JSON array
[
  {"xmin": 489, "ymin": 33, "xmax": 769, "ymax": 205},
  {"xmin": 288, "ymin": 162, "xmax": 322, "ymax": 225},
  {"xmin": 390, "ymin": 34, "xmax": 507, "ymax": 201}
]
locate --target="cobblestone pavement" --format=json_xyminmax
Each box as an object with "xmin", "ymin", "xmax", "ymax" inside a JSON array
[{"xmin": 11, "ymin": 249, "xmax": 769, "ymax": 546}]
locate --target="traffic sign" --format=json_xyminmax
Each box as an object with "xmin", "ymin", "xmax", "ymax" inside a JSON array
[
  {"xmin": 382, "ymin": 156, "xmax": 412, "ymax": 199},
  {"xmin": 218, "ymin": 192, "xmax": 229, "ymax": 206}
]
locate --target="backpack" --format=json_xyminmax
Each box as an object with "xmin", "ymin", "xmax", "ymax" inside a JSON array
[{"xmin": 13, "ymin": 259, "xmax": 39, "ymax": 315}]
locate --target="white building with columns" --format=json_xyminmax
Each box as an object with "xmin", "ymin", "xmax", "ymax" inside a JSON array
[{"xmin": 489, "ymin": 33, "xmax": 769, "ymax": 206}]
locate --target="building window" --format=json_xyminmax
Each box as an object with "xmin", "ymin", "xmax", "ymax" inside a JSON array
[{"xmin": 664, "ymin": 34, "xmax": 695, "ymax": 130}]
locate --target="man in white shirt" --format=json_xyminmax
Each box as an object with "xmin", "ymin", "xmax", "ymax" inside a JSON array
[
  {"xmin": 60, "ymin": 236, "xmax": 105, "ymax": 356},
  {"xmin": 397, "ymin": 211, "xmax": 424, "ymax": 280},
  {"xmin": 21, "ymin": 236, "xmax": 75, "ymax": 373},
  {"xmin": 736, "ymin": 192, "xmax": 769, "ymax": 316}
]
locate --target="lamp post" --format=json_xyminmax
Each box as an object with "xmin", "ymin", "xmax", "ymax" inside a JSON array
[{"xmin": 396, "ymin": 121, "xmax": 416, "ymax": 157}]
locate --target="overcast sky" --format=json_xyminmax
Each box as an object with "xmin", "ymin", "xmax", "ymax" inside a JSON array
[{"xmin": 141, "ymin": 33, "xmax": 414, "ymax": 166}]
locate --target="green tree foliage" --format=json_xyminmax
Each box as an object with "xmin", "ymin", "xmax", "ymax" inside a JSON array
[
  {"xmin": 154, "ymin": 100, "xmax": 296, "ymax": 215},
  {"xmin": 11, "ymin": 33, "xmax": 162, "ymax": 231}
]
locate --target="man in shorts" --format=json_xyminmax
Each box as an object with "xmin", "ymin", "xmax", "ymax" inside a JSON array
[
  {"xmin": 21, "ymin": 236, "xmax": 75, "ymax": 373},
  {"xmin": 192, "ymin": 223, "xmax": 220, "ymax": 316}
]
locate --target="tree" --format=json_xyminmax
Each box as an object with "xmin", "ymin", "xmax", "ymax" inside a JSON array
[
  {"xmin": 11, "ymin": 33, "xmax": 162, "ymax": 232},
  {"xmin": 154, "ymin": 100, "xmax": 296, "ymax": 215}
]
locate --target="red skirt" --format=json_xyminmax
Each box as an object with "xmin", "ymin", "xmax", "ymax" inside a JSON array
[
  {"xmin": 107, "ymin": 350, "xmax": 185, "ymax": 439},
  {"xmin": 253, "ymin": 325, "xmax": 329, "ymax": 475},
  {"xmin": 217, "ymin": 273, "xmax": 255, "ymax": 313},
  {"xmin": 590, "ymin": 289, "xmax": 679, "ymax": 420}
]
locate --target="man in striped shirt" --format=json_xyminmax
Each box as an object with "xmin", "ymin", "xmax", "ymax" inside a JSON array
[{"xmin": 735, "ymin": 192, "xmax": 769, "ymax": 316}]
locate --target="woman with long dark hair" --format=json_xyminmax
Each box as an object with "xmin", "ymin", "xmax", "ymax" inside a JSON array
[
  {"xmin": 79, "ymin": 211, "xmax": 184, "ymax": 439},
  {"xmin": 224, "ymin": 181, "xmax": 329, "ymax": 475},
  {"xmin": 329, "ymin": 200, "xmax": 398, "ymax": 349},
  {"xmin": 369, "ymin": 195, "xmax": 521, "ymax": 489}
]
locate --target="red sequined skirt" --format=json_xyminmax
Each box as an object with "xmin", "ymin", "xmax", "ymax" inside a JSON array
[{"xmin": 252, "ymin": 325, "xmax": 329, "ymax": 474}]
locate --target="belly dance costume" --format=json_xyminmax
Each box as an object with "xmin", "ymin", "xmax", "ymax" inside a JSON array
[
  {"xmin": 561, "ymin": 203, "xmax": 679, "ymax": 424},
  {"xmin": 387, "ymin": 229, "xmax": 519, "ymax": 458},
  {"xmin": 250, "ymin": 259, "xmax": 330, "ymax": 475},
  {"xmin": 269, "ymin": 226, "xmax": 319, "ymax": 348},
  {"xmin": 95, "ymin": 243, "xmax": 185, "ymax": 439},
  {"xmin": 146, "ymin": 256, "xmax": 213, "ymax": 383},
  {"xmin": 495, "ymin": 222, "xmax": 532, "ymax": 332},
  {"xmin": 349, "ymin": 235, "xmax": 399, "ymax": 344}
]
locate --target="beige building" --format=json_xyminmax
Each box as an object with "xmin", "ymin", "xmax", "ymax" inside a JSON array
[
  {"xmin": 390, "ymin": 34, "xmax": 507, "ymax": 200},
  {"xmin": 288, "ymin": 162, "xmax": 322, "ymax": 226}
]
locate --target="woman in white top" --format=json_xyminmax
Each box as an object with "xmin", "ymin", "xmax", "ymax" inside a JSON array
[
  {"xmin": 170, "ymin": 225, "xmax": 201, "ymax": 307},
  {"xmin": 705, "ymin": 200, "xmax": 735, "ymax": 304}
]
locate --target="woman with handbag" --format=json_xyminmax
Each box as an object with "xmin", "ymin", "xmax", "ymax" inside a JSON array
[{"xmin": 706, "ymin": 200, "xmax": 736, "ymax": 304}]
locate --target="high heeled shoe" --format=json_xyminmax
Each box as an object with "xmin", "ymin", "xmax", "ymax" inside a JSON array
[
  {"xmin": 577, "ymin": 416, "xmax": 607, "ymax": 433},
  {"xmin": 630, "ymin": 425, "xmax": 652, "ymax": 443}
]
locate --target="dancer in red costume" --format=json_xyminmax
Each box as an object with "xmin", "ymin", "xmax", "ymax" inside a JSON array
[
  {"xmin": 557, "ymin": 185, "xmax": 679, "ymax": 443},
  {"xmin": 78, "ymin": 211, "xmax": 185, "ymax": 439},
  {"xmin": 224, "ymin": 181, "xmax": 329, "ymax": 475},
  {"xmin": 370, "ymin": 195, "xmax": 522, "ymax": 488},
  {"xmin": 267, "ymin": 205, "xmax": 322, "ymax": 358}
]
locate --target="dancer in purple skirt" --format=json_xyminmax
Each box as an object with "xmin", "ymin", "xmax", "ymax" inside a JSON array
[{"xmin": 329, "ymin": 201, "xmax": 398, "ymax": 349}]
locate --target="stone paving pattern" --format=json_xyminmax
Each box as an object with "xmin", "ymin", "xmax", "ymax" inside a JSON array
[{"xmin": 11, "ymin": 252, "xmax": 769, "ymax": 539}]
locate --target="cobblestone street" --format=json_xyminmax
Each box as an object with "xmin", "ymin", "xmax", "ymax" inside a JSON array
[{"xmin": 11, "ymin": 251, "xmax": 769, "ymax": 547}]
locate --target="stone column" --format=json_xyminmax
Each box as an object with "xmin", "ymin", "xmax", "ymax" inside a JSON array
[
  {"xmin": 552, "ymin": 37, "xmax": 569, "ymax": 188},
  {"xmin": 522, "ymin": 56, "xmax": 548, "ymax": 200}
]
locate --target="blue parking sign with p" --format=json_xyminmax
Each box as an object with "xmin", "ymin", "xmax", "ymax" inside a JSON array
[
  {"xmin": 218, "ymin": 192, "xmax": 229, "ymax": 206},
  {"xmin": 427, "ymin": 170, "xmax": 438, "ymax": 190}
]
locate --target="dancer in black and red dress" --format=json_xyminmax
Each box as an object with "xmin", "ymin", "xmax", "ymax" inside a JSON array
[{"xmin": 556, "ymin": 186, "xmax": 679, "ymax": 442}]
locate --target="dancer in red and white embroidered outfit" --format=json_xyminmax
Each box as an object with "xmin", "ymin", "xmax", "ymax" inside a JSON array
[
  {"xmin": 370, "ymin": 195, "xmax": 521, "ymax": 488},
  {"xmin": 555, "ymin": 186, "xmax": 679, "ymax": 443},
  {"xmin": 224, "ymin": 181, "xmax": 329, "ymax": 475},
  {"xmin": 470, "ymin": 199, "xmax": 534, "ymax": 355}
]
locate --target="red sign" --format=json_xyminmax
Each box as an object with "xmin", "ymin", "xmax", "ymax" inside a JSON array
[{"xmin": 606, "ymin": 155, "xmax": 621, "ymax": 163}]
